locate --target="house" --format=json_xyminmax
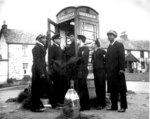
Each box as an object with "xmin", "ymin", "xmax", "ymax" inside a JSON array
[
  {"xmin": 100, "ymin": 38, "xmax": 150, "ymax": 73},
  {"xmin": 0, "ymin": 23, "xmax": 37, "ymax": 84}
]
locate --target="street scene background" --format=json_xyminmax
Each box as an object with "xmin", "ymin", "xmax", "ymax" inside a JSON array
[{"xmin": 0, "ymin": 0, "xmax": 149, "ymax": 119}]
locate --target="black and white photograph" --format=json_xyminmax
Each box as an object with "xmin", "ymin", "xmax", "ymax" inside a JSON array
[{"xmin": 0, "ymin": 0, "xmax": 149, "ymax": 119}]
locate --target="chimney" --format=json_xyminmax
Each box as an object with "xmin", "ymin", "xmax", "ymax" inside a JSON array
[
  {"xmin": 1, "ymin": 21, "xmax": 7, "ymax": 33},
  {"xmin": 120, "ymin": 31, "xmax": 128, "ymax": 41}
]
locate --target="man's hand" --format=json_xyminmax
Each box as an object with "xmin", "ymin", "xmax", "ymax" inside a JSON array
[
  {"xmin": 40, "ymin": 74, "xmax": 45, "ymax": 78},
  {"xmin": 119, "ymin": 70, "xmax": 124, "ymax": 75}
]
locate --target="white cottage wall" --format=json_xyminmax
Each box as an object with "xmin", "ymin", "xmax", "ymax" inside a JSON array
[
  {"xmin": 8, "ymin": 44, "xmax": 34, "ymax": 80},
  {"xmin": 0, "ymin": 34, "xmax": 8, "ymax": 84},
  {"xmin": 131, "ymin": 51, "xmax": 140, "ymax": 59}
]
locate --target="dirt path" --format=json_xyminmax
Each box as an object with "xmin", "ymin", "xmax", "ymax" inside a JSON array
[{"xmin": 0, "ymin": 93, "xmax": 149, "ymax": 119}]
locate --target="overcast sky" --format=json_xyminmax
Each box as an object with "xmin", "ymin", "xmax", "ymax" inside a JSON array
[{"xmin": 0, "ymin": 0, "xmax": 150, "ymax": 40}]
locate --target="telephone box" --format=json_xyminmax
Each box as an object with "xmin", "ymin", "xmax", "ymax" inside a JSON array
[{"xmin": 47, "ymin": 6, "xmax": 99, "ymax": 97}]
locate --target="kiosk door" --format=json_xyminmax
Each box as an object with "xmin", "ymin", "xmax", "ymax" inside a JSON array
[
  {"xmin": 47, "ymin": 18, "xmax": 58, "ymax": 45},
  {"xmin": 47, "ymin": 18, "xmax": 58, "ymax": 75}
]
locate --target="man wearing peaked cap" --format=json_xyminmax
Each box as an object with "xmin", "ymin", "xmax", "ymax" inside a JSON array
[
  {"xmin": 77, "ymin": 34, "xmax": 86, "ymax": 43},
  {"xmin": 36, "ymin": 34, "xmax": 46, "ymax": 41},
  {"xmin": 52, "ymin": 33, "xmax": 62, "ymax": 41},
  {"xmin": 75, "ymin": 34, "xmax": 90, "ymax": 111},
  {"xmin": 107, "ymin": 30, "xmax": 118, "ymax": 38},
  {"xmin": 31, "ymin": 33, "xmax": 47, "ymax": 112},
  {"xmin": 48, "ymin": 33, "xmax": 63, "ymax": 108}
]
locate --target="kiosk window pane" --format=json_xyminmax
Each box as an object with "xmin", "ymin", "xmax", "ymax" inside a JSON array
[
  {"xmin": 83, "ymin": 31, "xmax": 95, "ymax": 39},
  {"xmin": 50, "ymin": 24, "xmax": 55, "ymax": 33},
  {"xmin": 84, "ymin": 23, "xmax": 94, "ymax": 31},
  {"xmin": 86, "ymin": 38, "xmax": 94, "ymax": 44}
]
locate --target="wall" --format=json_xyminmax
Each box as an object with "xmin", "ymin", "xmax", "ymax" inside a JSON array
[
  {"xmin": 0, "ymin": 61, "xmax": 8, "ymax": 84},
  {"xmin": 0, "ymin": 34, "xmax": 8, "ymax": 84},
  {"xmin": 8, "ymin": 44, "xmax": 34, "ymax": 80}
]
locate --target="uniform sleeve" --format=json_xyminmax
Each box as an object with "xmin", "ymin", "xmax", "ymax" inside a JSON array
[{"xmin": 118, "ymin": 43, "xmax": 125, "ymax": 71}]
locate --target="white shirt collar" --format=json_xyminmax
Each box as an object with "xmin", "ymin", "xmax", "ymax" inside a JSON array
[
  {"xmin": 36, "ymin": 40, "xmax": 44, "ymax": 47},
  {"xmin": 53, "ymin": 42, "xmax": 59, "ymax": 47},
  {"xmin": 111, "ymin": 39, "xmax": 117, "ymax": 45}
]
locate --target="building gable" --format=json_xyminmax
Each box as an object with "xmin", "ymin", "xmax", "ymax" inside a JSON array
[{"xmin": 3, "ymin": 29, "xmax": 36, "ymax": 44}]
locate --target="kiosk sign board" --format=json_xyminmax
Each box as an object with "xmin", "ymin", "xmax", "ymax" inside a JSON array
[
  {"xmin": 78, "ymin": 12, "xmax": 97, "ymax": 19},
  {"xmin": 57, "ymin": 12, "xmax": 75, "ymax": 24},
  {"xmin": 56, "ymin": 6, "xmax": 98, "ymax": 24}
]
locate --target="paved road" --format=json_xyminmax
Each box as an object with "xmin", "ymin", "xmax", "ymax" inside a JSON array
[
  {"xmin": 0, "ymin": 83, "xmax": 149, "ymax": 119},
  {"xmin": 0, "ymin": 81, "xmax": 149, "ymax": 103},
  {"xmin": 0, "ymin": 85, "xmax": 27, "ymax": 103},
  {"xmin": 127, "ymin": 81, "xmax": 149, "ymax": 93}
]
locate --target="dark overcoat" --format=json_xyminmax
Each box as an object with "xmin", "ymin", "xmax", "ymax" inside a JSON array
[
  {"xmin": 48, "ymin": 43, "xmax": 62, "ymax": 73},
  {"xmin": 92, "ymin": 48, "xmax": 106, "ymax": 107},
  {"xmin": 62, "ymin": 41, "xmax": 76, "ymax": 79},
  {"xmin": 48, "ymin": 43, "xmax": 64, "ymax": 105},
  {"xmin": 63, "ymin": 41, "xmax": 75, "ymax": 62},
  {"xmin": 31, "ymin": 43, "xmax": 46, "ymax": 109},
  {"xmin": 106, "ymin": 41, "xmax": 127, "ymax": 93},
  {"xmin": 75, "ymin": 46, "xmax": 90, "ymax": 110},
  {"xmin": 61, "ymin": 41, "xmax": 76, "ymax": 94}
]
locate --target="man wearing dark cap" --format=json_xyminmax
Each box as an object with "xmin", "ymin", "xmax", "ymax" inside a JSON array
[
  {"xmin": 48, "ymin": 33, "xmax": 63, "ymax": 108},
  {"xmin": 31, "ymin": 34, "xmax": 47, "ymax": 112},
  {"xmin": 106, "ymin": 30, "xmax": 127, "ymax": 112},
  {"xmin": 75, "ymin": 34, "xmax": 90, "ymax": 111}
]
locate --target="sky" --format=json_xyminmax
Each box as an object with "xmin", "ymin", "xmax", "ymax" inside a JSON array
[{"xmin": 0, "ymin": 0, "xmax": 150, "ymax": 41}]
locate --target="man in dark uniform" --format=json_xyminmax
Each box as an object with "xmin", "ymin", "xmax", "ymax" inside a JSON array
[
  {"xmin": 31, "ymin": 34, "xmax": 47, "ymax": 112},
  {"xmin": 61, "ymin": 32, "xmax": 76, "ymax": 97},
  {"xmin": 75, "ymin": 34, "xmax": 90, "ymax": 111},
  {"xmin": 106, "ymin": 30, "xmax": 127, "ymax": 112},
  {"xmin": 48, "ymin": 33, "xmax": 63, "ymax": 108},
  {"xmin": 92, "ymin": 39, "xmax": 106, "ymax": 109}
]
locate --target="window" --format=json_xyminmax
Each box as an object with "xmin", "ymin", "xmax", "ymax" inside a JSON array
[
  {"xmin": 23, "ymin": 63, "xmax": 28, "ymax": 74},
  {"xmin": 141, "ymin": 62, "xmax": 145, "ymax": 69},
  {"xmin": 23, "ymin": 63, "xmax": 28, "ymax": 69},
  {"xmin": 127, "ymin": 50, "xmax": 131, "ymax": 54},
  {"xmin": 81, "ymin": 22, "xmax": 97, "ymax": 47},
  {"xmin": 140, "ymin": 51, "xmax": 144, "ymax": 58},
  {"xmin": 22, "ymin": 45, "xmax": 28, "ymax": 57}
]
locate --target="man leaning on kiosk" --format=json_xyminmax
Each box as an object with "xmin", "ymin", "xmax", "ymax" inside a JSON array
[{"xmin": 106, "ymin": 30, "xmax": 127, "ymax": 112}]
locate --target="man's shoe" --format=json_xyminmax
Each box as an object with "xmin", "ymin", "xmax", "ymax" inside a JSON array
[
  {"xmin": 80, "ymin": 107, "xmax": 90, "ymax": 111},
  {"xmin": 118, "ymin": 108, "xmax": 126, "ymax": 112},
  {"xmin": 96, "ymin": 106, "xmax": 104, "ymax": 110},
  {"xmin": 31, "ymin": 107, "xmax": 45, "ymax": 112},
  {"xmin": 106, "ymin": 107, "xmax": 117, "ymax": 111}
]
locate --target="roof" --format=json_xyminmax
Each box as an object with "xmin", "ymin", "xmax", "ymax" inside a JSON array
[
  {"xmin": 56, "ymin": 6, "xmax": 99, "ymax": 16},
  {"xmin": 125, "ymin": 53, "xmax": 139, "ymax": 62},
  {"xmin": 100, "ymin": 38, "xmax": 150, "ymax": 51},
  {"xmin": 1, "ymin": 29, "xmax": 36, "ymax": 44}
]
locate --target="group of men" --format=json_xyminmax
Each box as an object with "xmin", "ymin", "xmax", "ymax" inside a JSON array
[{"xmin": 30, "ymin": 30, "xmax": 127, "ymax": 113}]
